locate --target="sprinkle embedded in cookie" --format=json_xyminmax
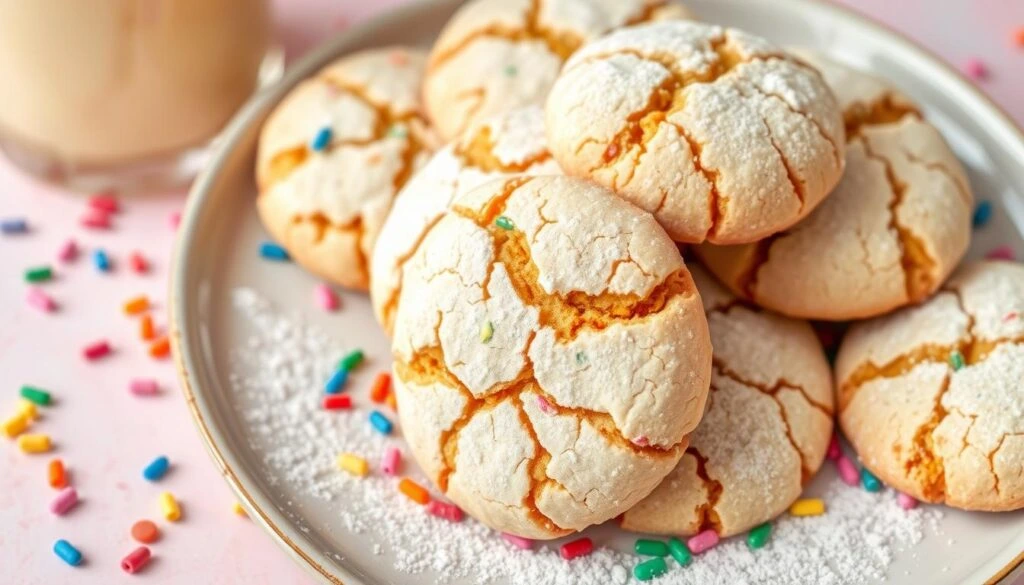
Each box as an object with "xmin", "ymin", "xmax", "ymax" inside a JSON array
[
  {"xmin": 370, "ymin": 106, "xmax": 560, "ymax": 334},
  {"xmin": 423, "ymin": 0, "xmax": 690, "ymax": 141},
  {"xmin": 256, "ymin": 47, "xmax": 437, "ymax": 291},
  {"xmin": 621, "ymin": 265, "xmax": 834, "ymax": 537},
  {"xmin": 836, "ymin": 261, "xmax": 1024, "ymax": 511},
  {"xmin": 696, "ymin": 53, "xmax": 972, "ymax": 320},
  {"xmin": 545, "ymin": 20, "xmax": 846, "ymax": 245},
  {"xmin": 390, "ymin": 176, "xmax": 712, "ymax": 539}
]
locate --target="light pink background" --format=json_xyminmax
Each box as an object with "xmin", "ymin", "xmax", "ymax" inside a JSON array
[{"xmin": 0, "ymin": 1, "xmax": 1020, "ymax": 584}]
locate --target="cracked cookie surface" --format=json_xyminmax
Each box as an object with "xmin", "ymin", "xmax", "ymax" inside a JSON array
[
  {"xmin": 256, "ymin": 47, "xmax": 436, "ymax": 290},
  {"xmin": 370, "ymin": 106, "xmax": 560, "ymax": 334},
  {"xmin": 391, "ymin": 176, "xmax": 712, "ymax": 539},
  {"xmin": 836, "ymin": 261, "xmax": 1024, "ymax": 511},
  {"xmin": 696, "ymin": 53, "xmax": 972, "ymax": 320},
  {"xmin": 423, "ymin": 0, "xmax": 690, "ymax": 141},
  {"xmin": 621, "ymin": 265, "xmax": 833, "ymax": 537},
  {"xmin": 545, "ymin": 21, "xmax": 845, "ymax": 245}
]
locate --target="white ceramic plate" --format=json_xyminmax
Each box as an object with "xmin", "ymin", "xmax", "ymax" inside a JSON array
[{"xmin": 170, "ymin": 1, "xmax": 1024, "ymax": 583}]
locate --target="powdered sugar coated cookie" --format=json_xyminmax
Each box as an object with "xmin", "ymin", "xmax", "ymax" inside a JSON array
[
  {"xmin": 545, "ymin": 20, "xmax": 845, "ymax": 245},
  {"xmin": 390, "ymin": 176, "xmax": 712, "ymax": 538}
]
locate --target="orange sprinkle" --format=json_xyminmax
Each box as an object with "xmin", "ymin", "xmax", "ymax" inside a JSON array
[
  {"xmin": 131, "ymin": 520, "xmax": 160, "ymax": 544},
  {"xmin": 140, "ymin": 314, "xmax": 155, "ymax": 340},
  {"xmin": 149, "ymin": 336, "xmax": 170, "ymax": 358},
  {"xmin": 123, "ymin": 295, "xmax": 149, "ymax": 315},
  {"xmin": 385, "ymin": 392, "xmax": 397, "ymax": 411},
  {"xmin": 398, "ymin": 478, "xmax": 430, "ymax": 505},
  {"xmin": 1015, "ymin": 26, "xmax": 1024, "ymax": 47},
  {"xmin": 370, "ymin": 372, "xmax": 391, "ymax": 404},
  {"xmin": 48, "ymin": 459, "xmax": 67, "ymax": 489}
]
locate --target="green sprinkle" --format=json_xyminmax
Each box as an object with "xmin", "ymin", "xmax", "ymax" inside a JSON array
[
  {"xmin": 19, "ymin": 385, "xmax": 51, "ymax": 406},
  {"xmin": 575, "ymin": 351, "xmax": 587, "ymax": 365},
  {"xmin": 480, "ymin": 321, "xmax": 494, "ymax": 343},
  {"xmin": 338, "ymin": 350, "xmax": 365, "ymax": 372},
  {"xmin": 861, "ymin": 467, "xmax": 882, "ymax": 492},
  {"xmin": 949, "ymin": 350, "xmax": 965, "ymax": 371},
  {"xmin": 746, "ymin": 522, "xmax": 772, "ymax": 550},
  {"xmin": 25, "ymin": 266, "xmax": 53, "ymax": 283},
  {"xmin": 495, "ymin": 216, "xmax": 515, "ymax": 230},
  {"xmin": 634, "ymin": 539, "xmax": 669, "ymax": 557},
  {"xmin": 633, "ymin": 557, "xmax": 668, "ymax": 581},
  {"xmin": 504, "ymin": 64, "xmax": 518, "ymax": 76},
  {"xmin": 387, "ymin": 125, "xmax": 407, "ymax": 138},
  {"xmin": 667, "ymin": 537, "xmax": 692, "ymax": 566}
]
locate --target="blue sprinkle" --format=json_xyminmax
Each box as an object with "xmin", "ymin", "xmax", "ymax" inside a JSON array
[
  {"xmin": 972, "ymin": 201, "xmax": 993, "ymax": 228},
  {"xmin": 310, "ymin": 126, "xmax": 333, "ymax": 152},
  {"xmin": 369, "ymin": 410, "xmax": 393, "ymax": 435},
  {"xmin": 259, "ymin": 242, "xmax": 290, "ymax": 261},
  {"xmin": 861, "ymin": 467, "xmax": 882, "ymax": 492},
  {"xmin": 142, "ymin": 456, "xmax": 170, "ymax": 482},
  {"xmin": 1, "ymin": 217, "xmax": 28, "ymax": 234},
  {"xmin": 93, "ymin": 249, "xmax": 110, "ymax": 272},
  {"xmin": 324, "ymin": 368, "xmax": 348, "ymax": 395},
  {"xmin": 53, "ymin": 539, "xmax": 82, "ymax": 566}
]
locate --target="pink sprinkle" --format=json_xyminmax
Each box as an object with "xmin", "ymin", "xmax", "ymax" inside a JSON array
[
  {"xmin": 837, "ymin": 455, "xmax": 860, "ymax": 486},
  {"xmin": 501, "ymin": 533, "xmax": 533, "ymax": 550},
  {"xmin": 49, "ymin": 486, "xmax": 79, "ymax": 515},
  {"xmin": 536, "ymin": 396, "xmax": 555, "ymax": 414},
  {"xmin": 381, "ymin": 447, "xmax": 401, "ymax": 476},
  {"xmin": 88, "ymin": 193, "xmax": 119, "ymax": 213},
  {"xmin": 897, "ymin": 492, "xmax": 918, "ymax": 510},
  {"xmin": 985, "ymin": 245, "xmax": 1015, "ymax": 261},
  {"xmin": 389, "ymin": 50, "xmax": 409, "ymax": 66},
  {"xmin": 687, "ymin": 529, "xmax": 720, "ymax": 554},
  {"xmin": 168, "ymin": 212, "xmax": 181, "ymax": 230},
  {"xmin": 314, "ymin": 283, "xmax": 339, "ymax": 311},
  {"xmin": 26, "ymin": 287, "xmax": 57, "ymax": 312},
  {"xmin": 1004, "ymin": 312, "xmax": 1019, "ymax": 322},
  {"xmin": 426, "ymin": 500, "xmax": 463, "ymax": 522},
  {"xmin": 83, "ymin": 340, "xmax": 111, "ymax": 360},
  {"xmin": 81, "ymin": 209, "xmax": 111, "ymax": 229},
  {"xmin": 58, "ymin": 239, "xmax": 78, "ymax": 262},
  {"xmin": 129, "ymin": 379, "xmax": 159, "ymax": 396},
  {"xmin": 963, "ymin": 58, "xmax": 987, "ymax": 80},
  {"xmin": 827, "ymin": 434, "xmax": 841, "ymax": 461},
  {"xmin": 129, "ymin": 252, "xmax": 148, "ymax": 274},
  {"xmin": 632, "ymin": 436, "xmax": 649, "ymax": 447}
]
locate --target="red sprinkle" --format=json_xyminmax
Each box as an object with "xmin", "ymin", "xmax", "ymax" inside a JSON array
[
  {"xmin": 83, "ymin": 340, "xmax": 111, "ymax": 360},
  {"xmin": 1004, "ymin": 312, "xmax": 1019, "ymax": 322},
  {"xmin": 986, "ymin": 245, "xmax": 1015, "ymax": 261},
  {"xmin": 560, "ymin": 537, "xmax": 593, "ymax": 560},
  {"xmin": 426, "ymin": 500, "xmax": 463, "ymax": 522},
  {"xmin": 81, "ymin": 209, "xmax": 111, "ymax": 229},
  {"xmin": 129, "ymin": 252, "xmax": 148, "ymax": 274},
  {"xmin": 89, "ymin": 193, "xmax": 119, "ymax": 213},
  {"xmin": 58, "ymin": 239, "xmax": 78, "ymax": 262},
  {"xmin": 323, "ymin": 395, "xmax": 352, "ymax": 410},
  {"xmin": 827, "ymin": 433, "xmax": 841, "ymax": 460},
  {"xmin": 121, "ymin": 546, "xmax": 152, "ymax": 574}
]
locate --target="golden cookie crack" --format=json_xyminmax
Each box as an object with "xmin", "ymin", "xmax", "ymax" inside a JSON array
[
  {"xmin": 687, "ymin": 446, "xmax": 723, "ymax": 534},
  {"xmin": 860, "ymin": 137, "xmax": 937, "ymax": 303},
  {"xmin": 379, "ymin": 214, "xmax": 447, "ymax": 333},
  {"xmin": 843, "ymin": 94, "xmax": 920, "ymax": 138},
  {"xmin": 744, "ymin": 82, "xmax": 842, "ymax": 170},
  {"xmin": 454, "ymin": 123, "xmax": 553, "ymax": 173},
  {"xmin": 287, "ymin": 214, "xmax": 370, "ymax": 284},
  {"xmin": 900, "ymin": 147, "xmax": 972, "ymax": 208}
]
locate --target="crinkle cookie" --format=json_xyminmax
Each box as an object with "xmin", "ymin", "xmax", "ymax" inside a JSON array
[
  {"xmin": 836, "ymin": 261, "xmax": 1024, "ymax": 511},
  {"xmin": 423, "ymin": 0, "xmax": 690, "ymax": 141},
  {"xmin": 256, "ymin": 47, "xmax": 436, "ymax": 290},
  {"xmin": 370, "ymin": 106, "xmax": 560, "ymax": 334},
  {"xmin": 391, "ymin": 176, "xmax": 712, "ymax": 539},
  {"xmin": 696, "ymin": 53, "xmax": 973, "ymax": 320},
  {"xmin": 622, "ymin": 265, "xmax": 833, "ymax": 537},
  {"xmin": 545, "ymin": 20, "xmax": 845, "ymax": 245}
]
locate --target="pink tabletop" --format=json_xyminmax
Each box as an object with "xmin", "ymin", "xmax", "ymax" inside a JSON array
[{"xmin": 0, "ymin": 1, "xmax": 1020, "ymax": 584}]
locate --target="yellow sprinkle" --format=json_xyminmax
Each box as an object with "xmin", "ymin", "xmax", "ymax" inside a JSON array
[
  {"xmin": 17, "ymin": 433, "xmax": 51, "ymax": 453},
  {"xmin": 123, "ymin": 295, "xmax": 150, "ymax": 315},
  {"xmin": 17, "ymin": 400, "xmax": 38, "ymax": 420},
  {"xmin": 232, "ymin": 501, "xmax": 248, "ymax": 517},
  {"xmin": 3, "ymin": 413, "xmax": 30, "ymax": 438},
  {"xmin": 480, "ymin": 321, "xmax": 494, "ymax": 343},
  {"xmin": 160, "ymin": 492, "xmax": 182, "ymax": 521},
  {"xmin": 789, "ymin": 498, "xmax": 826, "ymax": 517},
  {"xmin": 337, "ymin": 453, "xmax": 369, "ymax": 477}
]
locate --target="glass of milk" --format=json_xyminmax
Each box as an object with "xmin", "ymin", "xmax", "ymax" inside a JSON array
[{"xmin": 0, "ymin": 0, "xmax": 281, "ymax": 191}]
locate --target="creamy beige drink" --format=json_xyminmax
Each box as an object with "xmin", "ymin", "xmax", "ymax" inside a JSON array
[{"xmin": 0, "ymin": 0, "xmax": 273, "ymax": 187}]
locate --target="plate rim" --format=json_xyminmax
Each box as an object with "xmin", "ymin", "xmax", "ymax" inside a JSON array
[{"xmin": 169, "ymin": 1, "xmax": 1024, "ymax": 584}]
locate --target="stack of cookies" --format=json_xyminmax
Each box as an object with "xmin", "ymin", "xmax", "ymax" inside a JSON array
[{"xmin": 255, "ymin": 0, "xmax": 1023, "ymax": 549}]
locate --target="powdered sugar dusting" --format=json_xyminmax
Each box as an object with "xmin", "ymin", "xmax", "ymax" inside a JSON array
[{"xmin": 229, "ymin": 288, "xmax": 944, "ymax": 585}]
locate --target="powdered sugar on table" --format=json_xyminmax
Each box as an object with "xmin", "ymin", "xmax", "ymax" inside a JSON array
[{"xmin": 229, "ymin": 288, "xmax": 944, "ymax": 585}]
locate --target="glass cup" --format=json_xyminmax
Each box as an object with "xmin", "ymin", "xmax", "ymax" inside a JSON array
[{"xmin": 0, "ymin": 0, "xmax": 282, "ymax": 192}]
